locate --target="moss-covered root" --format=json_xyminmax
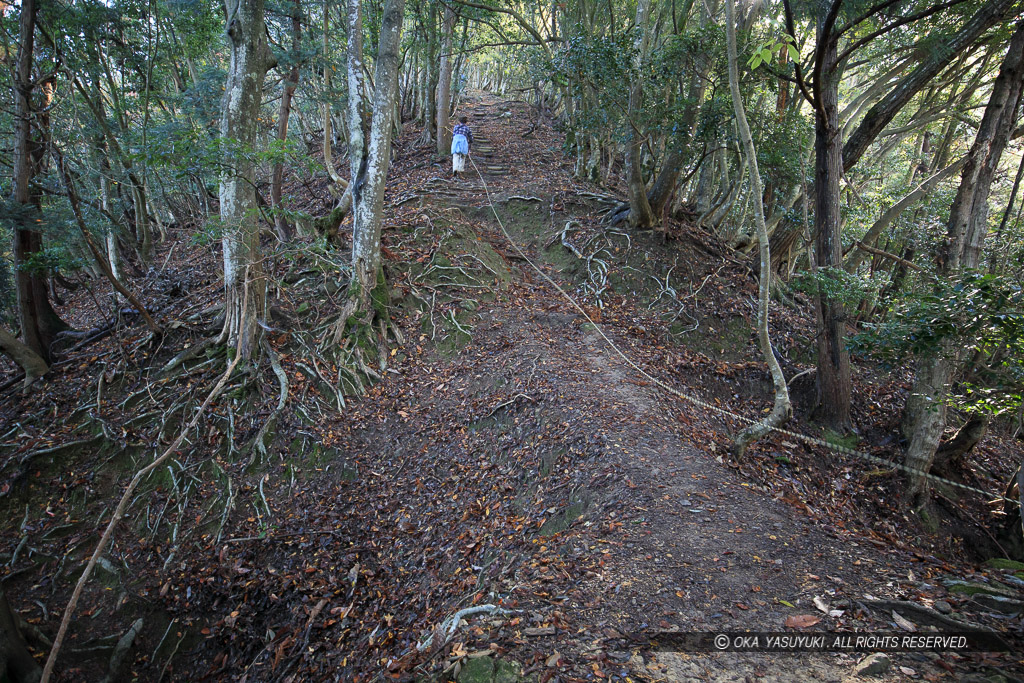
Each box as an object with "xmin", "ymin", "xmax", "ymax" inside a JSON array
[{"xmin": 327, "ymin": 268, "xmax": 401, "ymax": 393}]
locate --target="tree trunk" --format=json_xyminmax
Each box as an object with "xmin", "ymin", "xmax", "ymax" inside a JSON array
[
  {"xmin": 347, "ymin": 0, "xmax": 369, "ymax": 206},
  {"xmin": 0, "ymin": 586, "xmax": 40, "ymax": 683},
  {"xmin": 97, "ymin": 140, "xmax": 124, "ymax": 303},
  {"xmin": 11, "ymin": 0, "xmax": 68, "ymax": 363},
  {"xmin": 219, "ymin": 0, "xmax": 274, "ymax": 360},
  {"xmin": 624, "ymin": 0, "xmax": 656, "ymax": 229},
  {"xmin": 323, "ymin": 2, "xmax": 344, "ymax": 186},
  {"xmin": 435, "ymin": 4, "xmax": 456, "ymax": 158},
  {"xmin": 419, "ymin": 2, "xmax": 438, "ymax": 145},
  {"xmin": 0, "ymin": 326, "xmax": 48, "ymax": 386},
  {"xmin": 811, "ymin": 14, "xmax": 853, "ymax": 432},
  {"xmin": 647, "ymin": 0, "xmax": 717, "ymax": 216},
  {"xmin": 350, "ymin": 0, "xmax": 405, "ymax": 305},
  {"xmin": 844, "ymin": 159, "xmax": 965, "ymax": 273},
  {"xmin": 933, "ymin": 413, "xmax": 992, "ymax": 472},
  {"xmin": 903, "ymin": 20, "xmax": 1024, "ymax": 503},
  {"xmin": 271, "ymin": 0, "xmax": 302, "ymax": 242},
  {"xmin": 691, "ymin": 143, "xmax": 717, "ymax": 215},
  {"xmin": 58, "ymin": 156, "xmax": 161, "ymax": 334},
  {"xmin": 725, "ymin": 0, "xmax": 791, "ymax": 455},
  {"xmin": 704, "ymin": 142, "xmax": 744, "ymax": 232},
  {"xmin": 70, "ymin": 72, "xmax": 154, "ymax": 265}
]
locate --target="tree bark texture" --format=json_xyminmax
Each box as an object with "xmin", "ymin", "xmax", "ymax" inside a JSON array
[
  {"xmin": 624, "ymin": 0, "xmax": 657, "ymax": 229},
  {"xmin": 12, "ymin": 0, "xmax": 67, "ymax": 363},
  {"xmin": 347, "ymin": 0, "xmax": 369, "ymax": 212},
  {"xmin": 812, "ymin": 14, "xmax": 853, "ymax": 432},
  {"xmin": 271, "ymin": 0, "xmax": 302, "ymax": 242},
  {"xmin": 351, "ymin": 0, "xmax": 405, "ymax": 302},
  {"xmin": 0, "ymin": 326, "xmax": 48, "ymax": 386},
  {"xmin": 436, "ymin": 5, "xmax": 457, "ymax": 158},
  {"xmin": 933, "ymin": 413, "xmax": 992, "ymax": 471},
  {"xmin": 322, "ymin": 3, "xmax": 345, "ymax": 186},
  {"xmin": 0, "ymin": 585, "xmax": 40, "ymax": 683},
  {"xmin": 420, "ymin": 3, "xmax": 438, "ymax": 145},
  {"xmin": 902, "ymin": 20, "xmax": 1024, "ymax": 502},
  {"xmin": 219, "ymin": 0, "xmax": 273, "ymax": 360}
]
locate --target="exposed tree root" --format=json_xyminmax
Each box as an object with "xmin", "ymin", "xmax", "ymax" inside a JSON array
[
  {"xmin": 250, "ymin": 337, "xmax": 289, "ymax": 463},
  {"xmin": 97, "ymin": 618, "xmax": 143, "ymax": 683},
  {"xmin": 40, "ymin": 350, "xmax": 242, "ymax": 683},
  {"xmin": 416, "ymin": 604, "xmax": 515, "ymax": 653},
  {"xmin": 321, "ymin": 270, "xmax": 403, "ymax": 397}
]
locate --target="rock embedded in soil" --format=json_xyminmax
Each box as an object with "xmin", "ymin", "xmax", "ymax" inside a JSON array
[
  {"xmin": 455, "ymin": 657, "xmax": 526, "ymax": 683},
  {"xmin": 457, "ymin": 656, "xmax": 495, "ymax": 683},
  {"xmin": 854, "ymin": 652, "xmax": 891, "ymax": 677},
  {"xmin": 971, "ymin": 594, "xmax": 1024, "ymax": 615}
]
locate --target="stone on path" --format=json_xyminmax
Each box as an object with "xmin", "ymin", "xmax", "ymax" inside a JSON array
[{"xmin": 854, "ymin": 652, "xmax": 891, "ymax": 677}]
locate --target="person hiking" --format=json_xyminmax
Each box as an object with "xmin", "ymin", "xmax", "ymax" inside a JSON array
[{"xmin": 451, "ymin": 116, "xmax": 473, "ymax": 179}]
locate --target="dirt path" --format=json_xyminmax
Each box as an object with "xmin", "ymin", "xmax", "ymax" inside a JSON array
[{"xmin": 388, "ymin": 93, "xmax": 1018, "ymax": 682}]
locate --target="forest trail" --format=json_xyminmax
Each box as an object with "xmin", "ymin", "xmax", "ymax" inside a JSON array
[
  {"xmin": 298, "ymin": 93, "xmax": 1019, "ymax": 681},
  {"xmin": 3, "ymin": 93, "xmax": 1020, "ymax": 683}
]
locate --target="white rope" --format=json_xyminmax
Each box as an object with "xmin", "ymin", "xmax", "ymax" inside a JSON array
[{"xmin": 468, "ymin": 156, "xmax": 1020, "ymax": 508}]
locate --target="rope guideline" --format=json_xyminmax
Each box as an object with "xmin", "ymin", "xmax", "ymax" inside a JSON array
[{"xmin": 468, "ymin": 156, "xmax": 1019, "ymax": 509}]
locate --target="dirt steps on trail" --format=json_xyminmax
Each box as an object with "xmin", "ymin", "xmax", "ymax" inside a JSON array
[
  {"xmin": 467, "ymin": 105, "xmax": 512, "ymax": 179},
  {"xmin": 470, "ymin": 137, "xmax": 507, "ymax": 177}
]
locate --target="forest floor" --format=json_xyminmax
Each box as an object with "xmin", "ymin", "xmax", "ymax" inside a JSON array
[{"xmin": 2, "ymin": 92, "xmax": 1023, "ymax": 683}]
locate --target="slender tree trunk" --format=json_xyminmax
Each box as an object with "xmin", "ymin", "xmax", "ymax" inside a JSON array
[
  {"xmin": 58, "ymin": 157, "xmax": 161, "ymax": 334},
  {"xmin": 98, "ymin": 141, "xmax": 123, "ymax": 301},
  {"xmin": 902, "ymin": 20, "xmax": 1024, "ymax": 503},
  {"xmin": 347, "ymin": 0, "xmax": 369, "ymax": 209},
  {"xmin": 419, "ymin": 2, "xmax": 438, "ymax": 145},
  {"xmin": 435, "ymin": 5, "xmax": 456, "ymax": 158},
  {"xmin": 271, "ymin": 0, "xmax": 302, "ymax": 242},
  {"xmin": 844, "ymin": 159, "xmax": 965, "ymax": 273},
  {"xmin": 647, "ymin": 0, "xmax": 717, "ymax": 216},
  {"xmin": 691, "ymin": 143, "xmax": 717, "ymax": 214},
  {"xmin": 132, "ymin": 183, "xmax": 153, "ymax": 261},
  {"xmin": 323, "ymin": 2, "xmax": 345, "ymax": 186},
  {"xmin": 71, "ymin": 72, "xmax": 154, "ymax": 265},
  {"xmin": 350, "ymin": 0, "xmax": 405, "ymax": 305},
  {"xmin": 219, "ymin": 0, "xmax": 274, "ymax": 359},
  {"xmin": 989, "ymin": 146, "xmax": 1024, "ymax": 272},
  {"xmin": 11, "ymin": 0, "xmax": 68, "ymax": 363},
  {"xmin": 624, "ymin": 0, "xmax": 657, "ymax": 229},
  {"xmin": 704, "ymin": 141, "xmax": 745, "ymax": 231},
  {"xmin": 725, "ymin": 0, "xmax": 791, "ymax": 455},
  {"xmin": 811, "ymin": 13, "xmax": 853, "ymax": 432}
]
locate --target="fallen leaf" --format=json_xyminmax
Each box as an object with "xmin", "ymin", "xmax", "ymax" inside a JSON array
[
  {"xmin": 892, "ymin": 610, "xmax": 917, "ymax": 632},
  {"xmin": 784, "ymin": 614, "xmax": 821, "ymax": 628},
  {"xmin": 524, "ymin": 627, "xmax": 556, "ymax": 636}
]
